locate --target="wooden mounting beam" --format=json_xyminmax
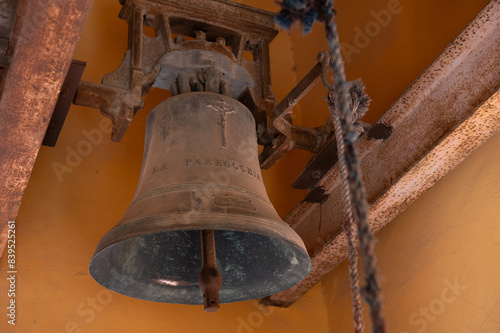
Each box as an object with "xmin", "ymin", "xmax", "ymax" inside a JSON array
[
  {"xmin": 265, "ymin": 0, "xmax": 500, "ymax": 307},
  {"xmin": 0, "ymin": 0, "xmax": 93, "ymax": 258}
]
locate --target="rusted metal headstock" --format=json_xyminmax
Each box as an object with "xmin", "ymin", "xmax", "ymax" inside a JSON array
[
  {"xmin": 72, "ymin": 0, "xmax": 343, "ymax": 190},
  {"xmin": 74, "ymin": 0, "xmax": 279, "ymax": 142}
]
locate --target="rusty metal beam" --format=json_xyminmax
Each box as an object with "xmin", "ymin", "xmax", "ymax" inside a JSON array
[
  {"xmin": 0, "ymin": 0, "xmax": 93, "ymax": 258},
  {"xmin": 265, "ymin": 0, "xmax": 500, "ymax": 306}
]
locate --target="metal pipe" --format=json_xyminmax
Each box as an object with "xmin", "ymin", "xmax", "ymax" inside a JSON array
[
  {"xmin": 198, "ymin": 230, "xmax": 222, "ymax": 312},
  {"xmin": 291, "ymin": 125, "xmax": 326, "ymax": 154}
]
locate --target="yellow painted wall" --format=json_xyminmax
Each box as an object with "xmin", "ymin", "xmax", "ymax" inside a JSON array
[{"xmin": 323, "ymin": 131, "xmax": 500, "ymax": 332}]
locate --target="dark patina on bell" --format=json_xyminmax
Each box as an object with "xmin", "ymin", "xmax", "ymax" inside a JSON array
[{"xmin": 89, "ymin": 92, "xmax": 311, "ymax": 306}]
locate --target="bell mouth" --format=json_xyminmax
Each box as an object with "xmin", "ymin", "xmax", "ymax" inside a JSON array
[{"xmin": 89, "ymin": 227, "xmax": 311, "ymax": 304}]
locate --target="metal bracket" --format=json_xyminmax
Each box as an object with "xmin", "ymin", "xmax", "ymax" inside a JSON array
[
  {"xmin": 74, "ymin": 6, "xmax": 161, "ymax": 142},
  {"xmin": 73, "ymin": 0, "xmax": 278, "ymax": 142},
  {"xmin": 42, "ymin": 60, "xmax": 86, "ymax": 147},
  {"xmin": 259, "ymin": 52, "xmax": 333, "ymax": 169}
]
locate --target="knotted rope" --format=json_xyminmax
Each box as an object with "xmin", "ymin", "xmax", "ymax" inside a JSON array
[
  {"xmin": 275, "ymin": 1, "xmax": 386, "ymax": 332},
  {"xmin": 327, "ymin": 80, "xmax": 370, "ymax": 333}
]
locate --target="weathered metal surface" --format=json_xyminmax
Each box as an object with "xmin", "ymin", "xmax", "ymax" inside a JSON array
[
  {"xmin": 0, "ymin": 0, "xmax": 18, "ymax": 39},
  {"xmin": 0, "ymin": 0, "xmax": 25, "ymax": 96},
  {"xmin": 74, "ymin": 0, "xmax": 278, "ymax": 142},
  {"xmin": 292, "ymin": 122, "xmax": 371, "ymax": 191},
  {"xmin": 172, "ymin": 66, "xmax": 235, "ymax": 97},
  {"xmin": 73, "ymin": 6, "xmax": 159, "ymax": 142},
  {"xmin": 5, "ymin": 0, "xmax": 27, "ymax": 59},
  {"xmin": 238, "ymin": 87, "xmax": 277, "ymax": 147},
  {"xmin": 42, "ymin": 60, "xmax": 86, "ymax": 147},
  {"xmin": 0, "ymin": 38, "xmax": 8, "ymax": 65},
  {"xmin": 259, "ymin": 52, "xmax": 331, "ymax": 169},
  {"xmin": 74, "ymin": 65, "xmax": 157, "ymax": 142},
  {"xmin": 199, "ymin": 229, "xmax": 222, "ymax": 312},
  {"xmin": 0, "ymin": 0, "xmax": 93, "ymax": 258},
  {"xmin": 0, "ymin": 37, "xmax": 9, "ymax": 93},
  {"xmin": 88, "ymin": 92, "xmax": 311, "ymax": 304},
  {"xmin": 155, "ymin": 49, "xmax": 253, "ymax": 98},
  {"xmin": 293, "ymin": 136, "xmax": 339, "ymax": 191},
  {"xmin": 265, "ymin": 0, "xmax": 500, "ymax": 306}
]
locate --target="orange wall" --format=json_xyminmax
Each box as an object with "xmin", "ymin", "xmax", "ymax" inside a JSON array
[{"xmin": 323, "ymin": 131, "xmax": 500, "ymax": 332}]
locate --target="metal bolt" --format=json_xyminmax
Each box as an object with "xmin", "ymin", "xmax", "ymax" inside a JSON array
[
  {"xmin": 174, "ymin": 35, "xmax": 184, "ymax": 44},
  {"xmin": 312, "ymin": 170, "xmax": 322, "ymax": 180},
  {"xmin": 196, "ymin": 30, "xmax": 206, "ymax": 41},
  {"xmin": 216, "ymin": 37, "xmax": 226, "ymax": 45}
]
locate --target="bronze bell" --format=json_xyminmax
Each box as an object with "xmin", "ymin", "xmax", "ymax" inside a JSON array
[{"xmin": 89, "ymin": 92, "xmax": 311, "ymax": 309}]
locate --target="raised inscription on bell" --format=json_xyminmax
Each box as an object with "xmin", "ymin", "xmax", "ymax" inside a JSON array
[
  {"xmin": 152, "ymin": 163, "xmax": 168, "ymax": 174},
  {"xmin": 207, "ymin": 102, "xmax": 236, "ymax": 148},
  {"xmin": 214, "ymin": 194, "xmax": 256, "ymax": 211},
  {"xmin": 186, "ymin": 158, "xmax": 262, "ymax": 182}
]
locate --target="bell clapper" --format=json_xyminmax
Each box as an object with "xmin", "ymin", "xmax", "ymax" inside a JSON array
[{"xmin": 199, "ymin": 230, "xmax": 222, "ymax": 312}]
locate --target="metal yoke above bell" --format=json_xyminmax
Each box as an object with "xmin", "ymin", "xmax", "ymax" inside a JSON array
[{"xmin": 89, "ymin": 92, "xmax": 311, "ymax": 304}]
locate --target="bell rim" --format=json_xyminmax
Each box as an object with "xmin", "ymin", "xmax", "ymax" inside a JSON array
[
  {"xmin": 91, "ymin": 212, "xmax": 308, "ymax": 257},
  {"xmin": 88, "ymin": 229, "xmax": 311, "ymax": 304},
  {"xmin": 89, "ymin": 215, "xmax": 312, "ymax": 304}
]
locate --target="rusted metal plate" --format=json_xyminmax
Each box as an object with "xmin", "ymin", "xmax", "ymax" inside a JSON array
[
  {"xmin": 0, "ymin": 38, "xmax": 8, "ymax": 62},
  {"xmin": 0, "ymin": 0, "xmax": 24, "ymax": 96},
  {"xmin": 0, "ymin": 37, "xmax": 8, "ymax": 93},
  {"xmin": 292, "ymin": 137, "xmax": 339, "ymax": 191},
  {"xmin": 0, "ymin": 0, "xmax": 93, "ymax": 258},
  {"xmin": 0, "ymin": 0, "xmax": 18, "ymax": 39},
  {"xmin": 42, "ymin": 60, "xmax": 86, "ymax": 147},
  {"xmin": 292, "ymin": 123, "xmax": 371, "ymax": 190},
  {"xmin": 265, "ymin": 0, "xmax": 500, "ymax": 306}
]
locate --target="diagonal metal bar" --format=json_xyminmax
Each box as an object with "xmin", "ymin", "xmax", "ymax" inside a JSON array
[{"xmin": 259, "ymin": 53, "xmax": 330, "ymax": 169}]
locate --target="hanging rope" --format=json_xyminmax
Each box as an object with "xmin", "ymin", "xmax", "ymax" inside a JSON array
[
  {"xmin": 334, "ymin": 118, "xmax": 364, "ymax": 333},
  {"xmin": 275, "ymin": 1, "xmax": 386, "ymax": 332},
  {"xmin": 324, "ymin": 4, "xmax": 386, "ymax": 330},
  {"xmin": 327, "ymin": 80, "xmax": 370, "ymax": 333}
]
